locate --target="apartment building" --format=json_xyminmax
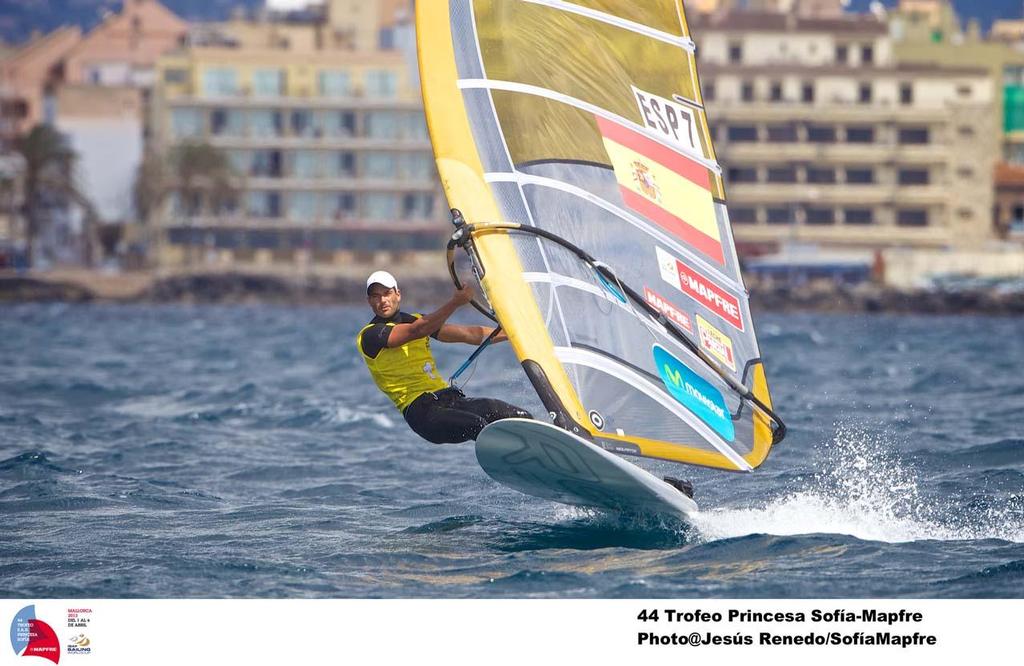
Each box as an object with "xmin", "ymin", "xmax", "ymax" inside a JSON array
[
  {"xmin": 694, "ymin": 10, "xmax": 997, "ymax": 256},
  {"xmin": 148, "ymin": 2, "xmax": 443, "ymax": 270}
]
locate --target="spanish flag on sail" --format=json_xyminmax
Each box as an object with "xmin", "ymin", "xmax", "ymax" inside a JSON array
[{"xmin": 596, "ymin": 116, "xmax": 724, "ymax": 264}]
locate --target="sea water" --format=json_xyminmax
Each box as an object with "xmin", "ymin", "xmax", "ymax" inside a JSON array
[{"xmin": 1, "ymin": 304, "xmax": 1022, "ymax": 598}]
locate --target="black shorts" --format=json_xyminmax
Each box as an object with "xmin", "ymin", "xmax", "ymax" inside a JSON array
[{"xmin": 402, "ymin": 387, "xmax": 532, "ymax": 444}]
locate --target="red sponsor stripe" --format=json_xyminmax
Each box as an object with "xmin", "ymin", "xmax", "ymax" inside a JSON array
[
  {"xmin": 674, "ymin": 260, "xmax": 744, "ymax": 331},
  {"xmin": 596, "ymin": 116, "xmax": 711, "ymax": 190},
  {"xmin": 621, "ymin": 188, "xmax": 725, "ymax": 264}
]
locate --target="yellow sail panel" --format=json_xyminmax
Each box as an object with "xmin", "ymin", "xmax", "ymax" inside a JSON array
[{"xmin": 416, "ymin": 0, "xmax": 593, "ymax": 436}]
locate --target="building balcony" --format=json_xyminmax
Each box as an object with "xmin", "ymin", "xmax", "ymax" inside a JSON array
[
  {"xmin": 167, "ymin": 95, "xmax": 423, "ymax": 111},
  {"xmin": 732, "ymin": 223, "xmax": 954, "ymax": 248},
  {"xmin": 242, "ymin": 176, "xmax": 439, "ymax": 192},
  {"xmin": 159, "ymin": 216, "xmax": 447, "ymax": 232},
  {"xmin": 203, "ymin": 135, "xmax": 433, "ymax": 151},
  {"xmin": 727, "ymin": 182, "xmax": 912, "ymax": 205},
  {"xmin": 718, "ymin": 141, "xmax": 950, "ymax": 164},
  {"xmin": 708, "ymin": 102, "xmax": 951, "ymax": 124}
]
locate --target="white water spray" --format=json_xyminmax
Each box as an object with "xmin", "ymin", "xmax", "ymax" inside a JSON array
[{"xmin": 691, "ymin": 425, "xmax": 1024, "ymax": 544}]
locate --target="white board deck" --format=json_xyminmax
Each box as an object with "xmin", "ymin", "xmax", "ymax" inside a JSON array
[{"xmin": 475, "ymin": 418, "xmax": 698, "ymax": 519}]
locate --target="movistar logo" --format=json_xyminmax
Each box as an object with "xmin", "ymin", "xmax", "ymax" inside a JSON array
[
  {"xmin": 662, "ymin": 365, "xmax": 727, "ymax": 421},
  {"xmin": 653, "ymin": 345, "xmax": 734, "ymax": 442}
]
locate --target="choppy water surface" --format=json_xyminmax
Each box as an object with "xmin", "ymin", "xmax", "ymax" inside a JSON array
[{"xmin": 1, "ymin": 304, "xmax": 1022, "ymax": 598}]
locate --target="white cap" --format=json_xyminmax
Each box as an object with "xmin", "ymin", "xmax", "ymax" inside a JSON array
[{"xmin": 366, "ymin": 270, "xmax": 398, "ymax": 293}]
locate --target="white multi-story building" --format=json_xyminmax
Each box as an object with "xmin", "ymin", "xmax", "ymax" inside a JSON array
[{"xmin": 693, "ymin": 10, "xmax": 997, "ymax": 255}]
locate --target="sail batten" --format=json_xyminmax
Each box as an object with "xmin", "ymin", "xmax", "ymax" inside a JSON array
[
  {"xmin": 458, "ymin": 78, "xmax": 721, "ymax": 173},
  {"xmin": 419, "ymin": 0, "xmax": 784, "ymax": 471}
]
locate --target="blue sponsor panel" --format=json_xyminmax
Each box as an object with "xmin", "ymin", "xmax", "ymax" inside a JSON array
[{"xmin": 652, "ymin": 345, "xmax": 735, "ymax": 442}]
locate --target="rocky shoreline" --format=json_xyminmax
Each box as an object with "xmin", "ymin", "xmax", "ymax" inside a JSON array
[{"xmin": 3, "ymin": 271, "xmax": 1024, "ymax": 315}]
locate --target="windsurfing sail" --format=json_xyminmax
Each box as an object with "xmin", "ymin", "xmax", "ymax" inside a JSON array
[{"xmin": 417, "ymin": 0, "xmax": 784, "ymax": 471}]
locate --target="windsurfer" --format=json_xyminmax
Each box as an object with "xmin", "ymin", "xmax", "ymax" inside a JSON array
[{"xmin": 357, "ymin": 270, "xmax": 532, "ymax": 443}]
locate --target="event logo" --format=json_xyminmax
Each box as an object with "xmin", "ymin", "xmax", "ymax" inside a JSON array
[
  {"xmin": 653, "ymin": 344, "xmax": 734, "ymax": 442},
  {"xmin": 696, "ymin": 314, "xmax": 736, "ymax": 372},
  {"xmin": 10, "ymin": 605, "xmax": 60, "ymax": 664},
  {"xmin": 66, "ymin": 634, "xmax": 91, "ymax": 656}
]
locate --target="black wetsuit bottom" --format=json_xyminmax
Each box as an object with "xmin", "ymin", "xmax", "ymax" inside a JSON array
[{"xmin": 403, "ymin": 387, "xmax": 532, "ymax": 444}]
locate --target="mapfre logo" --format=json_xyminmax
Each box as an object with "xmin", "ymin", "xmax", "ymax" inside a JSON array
[{"xmin": 10, "ymin": 605, "xmax": 61, "ymax": 664}]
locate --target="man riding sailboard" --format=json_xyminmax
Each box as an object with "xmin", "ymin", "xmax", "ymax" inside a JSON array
[{"xmin": 357, "ymin": 270, "xmax": 532, "ymax": 444}]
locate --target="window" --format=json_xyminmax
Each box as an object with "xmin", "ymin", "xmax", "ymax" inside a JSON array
[
  {"xmin": 807, "ymin": 167, "xmax": 837, "ymax": 184},
  {"xmin": 402, "ymin": 193, "xmax": 435, "ymax": 220},
  {"xmin": 251, "ymin": 150, "xmax": 282, "ymax": 177},
  {"xmin": 227, "ymin": 150, "xmax": 250, "ymax": 175},
  {"xmin": 727, "ymin": 167, "xmax": 758, "ymax": 183},
  {"xmin": 897, "ymin": 208, "xmax": 929, "ymax": 226},
  {"xmin": 861, "ymin": 45, "xmax": 874, "ymax": 65},
  {"xmin": 326, "ymin": 152, "xmax": 356, "ymax": 177},
  {"xmin": 766, "ymin": 207, "xmax": 793, "ymax": 225},
  {"xmin": 365, "ymin": 70, "xmax": 397, "ymax": 97},
  {"xmin": 727, "ymin": 125, "xmax": 758, "ymax": 142},
  {"xmin": 958, "ymin": 126, "xmax": 976, "ymax": 138},
  {"xmin": 323, "ymin": 110, "xmax": 356, "ymax": 137},
  {"xmin": 324, "ymin": 193, "xmax": 357, "ymax": 220},
  {"xmin": 846, "ymin": 126, "xmax": 875, "ymax": 143},
  {"xmin": 164, "ymin": 68, "xmax": 188, "ymax": 84},
  {"xmin": 319, "ymin": 70, "xmax": 351, "ymax": 97},
  {"xmin": 958, "ymin": 208, "xmax": 974, "ymax": 220},
  {"xmin": 741, "ymin": 81, "xmax": 754, "ymax": 102},
  {"xmin": 288, "ymin": 191, "xmax": 318, "ymax": 222},
  {"xmin": 957, "ymin": 166, "xmax": 975, "ymax": 179},
  {"xmin": 844, "ymin": 208, "xmax": 874, "ymax": 225},
  {"xmin": 252, "ymin": 69, "xmax": 285, "ymax": 97},
  {"xmin": 246, "ymin": 230, "xmax": 281, "ymax": 250},
  {"xmin": 171, "ymin": 108, "xmax": 204, "ymax": 138},
  {"xmin": 363, "ymin": 152, "xmax": 397, "ymax": 178},
  {"xmin": 767, "ymin": 166, "xmax": 797, "ymax": 183},
  {"xmin": 846, "ymin": 167, "xmax": 875, "ymax": 184},
  {"xmin": 210, "ymin": 108, "xmax": 245, "ymax": 136},
  {"xmin": 290, "ymin": 109, "xmax": 315, "ymax": 137},
  {"xmin": 201, "ymin": 67, "xmax": 238, "ymax": 96},
  {"xmin": 366, "ymin": 111, "xmax": 399, "ymax": 139},
  {"xmin": 249, "ymin": 109, "xmax": 283, "ymax": 137},
  {"xmin": 898, "ymin": 127, "xmax": 930, "ymax": 144},
  {"xmin": 900, "ymin": 83, "xmax": 914, "ymax": 105},
  {"xmin": 858, "ymin": 83, "xmax": 873, "ymax": 104},
  {"xmin": 247, "ymin": 191, "xmax": 282, "ymax": 218},
  {"xmin": 898, "ymin": 168, "xmax": 930, "ymax": 185},
  {"xmin": 731, "ymin": 207, "xmax": 757, "ymax": 224},
  {"xmin": 957, "ymin": 84, "xmax": 972, "ymax": 98},
  {"xmin": 404, "ymin": 112, "xmax": 428, "ymax": 139},
  {"xmin": 399, "ymin": 152, "xmax": 434, "ymax": 179},
  {"xmin": 704, "ymin": 81, "xmax": 715, "ymax": 102},
  {"xmin": 802, "ymin": 82, "xmax": 815, "ymax": 103},
  {"xmin": 805, "ymin": 208, "xmax": 835, "ymax": 225},
  {"xmin": 729, "ymin": 42, "xmax": 743, "ymax": 64},
  {"xmin": 291, "ymin": 151, "xmax": 320, "ymax": 179},
  {"xmin": 836, "ymin": 44, "xmax": 849, "ymax": 64},
  {"xmin": 766, "ymin": 124, "xmax": 798, "ymax": 143},
  {"xmin": 807, "ymin": 124, "xmax": 836, "ymax": 143},
  {"xmin": 364, "ymin": 192, "xmax": 399, "ymax": 220},
  {"xmin": 770, "ymin": 81, "xmax": 783, "ymax": 102}
]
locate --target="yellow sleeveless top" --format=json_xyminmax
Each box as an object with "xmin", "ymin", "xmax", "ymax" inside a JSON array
[{"xmin": 357, "ymin": 313, "xmax": 448, "ymax": 412}]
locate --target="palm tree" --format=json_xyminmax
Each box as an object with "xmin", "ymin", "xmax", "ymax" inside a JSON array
[
  {"xmin": 15, "ymin": 124, "xmax": 98, "ymax": 268},
  {"xmin": 134, "ymin": 141, "xmax": 239, "ymax": 265}
]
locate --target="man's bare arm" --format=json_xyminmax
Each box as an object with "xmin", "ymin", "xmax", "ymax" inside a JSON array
[
  {"xmin": 385, "ymin": 286, "xmax": 473, "ymax": 347},
  {"xmin": 436, "ymin": 325, "xmax": 507, "ymax": 345}
]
